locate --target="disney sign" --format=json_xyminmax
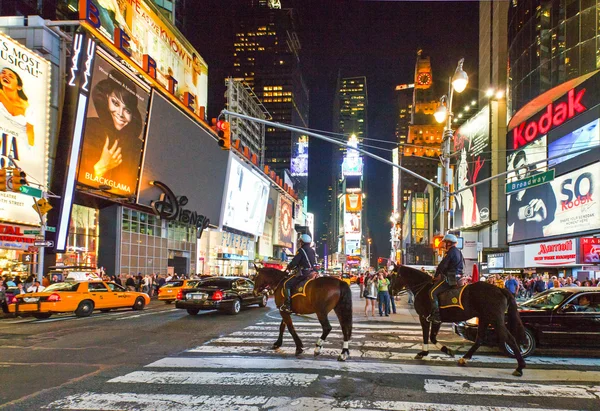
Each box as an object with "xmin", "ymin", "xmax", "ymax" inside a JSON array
[{"xmin": 149, "ymin": 181, "xmax": 210, "ymax": 239}]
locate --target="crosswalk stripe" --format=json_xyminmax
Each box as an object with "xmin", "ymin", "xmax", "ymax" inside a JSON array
[
  {"xmin": 41, "ymin": 392, "xmax": 578, "ymax": 411},
  {"xmin": 244, "ymin": 325, "xmax": 446, "ymax": 336},
  {"xmin": 424, "ymin": 379, "xmax": 600, "ymax": 399},
  {"xmin": 109, "ymin": 370, "xmax": 322, "ymax": 386},
  {"xmin": 185, "ymin": 344, "xmax": 600, "ymax": 367},
  {"xmin": 255, "ymin": 321, "xmax": 452, "ymax": 331},
  {"xmin": 230, "ymin": 331, "xmax": 367, "ymax": 339},
  {"xmin": 146, "ymin": 356, "xmax": 600, "ymax": 382},
  {"xmin": 210, "ymin": 336, "xmax": 497, "ymax": 353}
]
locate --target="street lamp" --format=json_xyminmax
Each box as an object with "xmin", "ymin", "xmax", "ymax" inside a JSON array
[
  {"xmin": 367, "ymin": 238, "xmax": 372, "ymax": 267},
  {"xmin": 434, "ymin": 58, "xmax": 469, "ymax": 236}
]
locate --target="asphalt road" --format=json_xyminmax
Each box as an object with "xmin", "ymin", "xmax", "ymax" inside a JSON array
[{"xmin": 1, "ymin": 287, "xmax": 599, "ymax": 410}]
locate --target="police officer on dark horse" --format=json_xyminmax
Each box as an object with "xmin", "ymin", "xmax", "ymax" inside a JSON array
[
  {"xmin": 390, "ymin": 235, "xmax": 528, "ymax": 377},
  {"xmin": 280, "ymin": 234, "xmax": 316, "ymax": 313}
]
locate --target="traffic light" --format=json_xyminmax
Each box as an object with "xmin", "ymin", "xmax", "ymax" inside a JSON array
[
  {"xmin": 0, "ymin": 168, "xmax": 7, "ymax": 191},
  {"xmin": 11, "ymin": 168, "xmax": 27, "ymax": 193},
  {"xmin": 216, "ymin": 120, "xmax": 231, "ymax": 150},
  {"xmin": 433, "ymin": 235, "xmax": 444, "ymax": 249},
  {"xmin": 377, "ymin": 257, "xmax": 383, "ymax": 266}
]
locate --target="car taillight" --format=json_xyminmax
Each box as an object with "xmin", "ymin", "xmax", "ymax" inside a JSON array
[
  {"xmin": 212, "ymin": 290, "xmax": 223, "ymax": 301},
  {"xmin": 47, "ymin": 293, "xmax": 61, "ymax": 302},
  {"xmin": 176, "ymin": 290, "xmax": 183, "ymax": 300}
]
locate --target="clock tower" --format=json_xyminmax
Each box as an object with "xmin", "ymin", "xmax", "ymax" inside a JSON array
[{"xmin": 414, "ymin": 49, "xmax": 433, "ymax": 90}]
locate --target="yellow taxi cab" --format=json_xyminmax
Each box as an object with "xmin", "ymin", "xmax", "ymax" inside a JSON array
[
  {"xmin": 158, "ymin": 279, "xmax": 201, "ymax": 304},
  {"xmin": 9, "ymin": 280, "xmax": 151, "ymax": 319}
]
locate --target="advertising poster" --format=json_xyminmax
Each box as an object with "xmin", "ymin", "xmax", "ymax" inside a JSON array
[
  {"xmin": 345, "ymin": 193, "xmax": 362, "ymax": 213},
  {"xmin": 258, "ymin": 188, "xmax": 278, "ymax": 258},
  {"xmin": 548, "ymin": 119, "xmax": 599, "ymax": 167},
  {"xmin": 580, "ymin": 237, "xmax": 600, "ymax": 264},
  {"xmin": 506, "ymin": 136, "xmax": 548, "ymax": 183},
  {"xmin": 345, "ymin": 239, "xmax": 361, "ymax": 256},
  {"xmin": 276, "ymin": 195, "xmax": 293, "ymax": 248},
  {"xmin": 507, "ymin": 162, "xmax": 600, "ymax": 242},
  {"xmin": 222, "ymin": 156, "xmax": 270, "ymax": 237},
  {"xmin": 291, "ymin": 135, "xmax": 308, "ymax": 176},
  {"xmin": 77, "ymin": 55, "xmax": 150, "ymax": 197},
  {"xmin": 80, "ymin": 0, "xmax": 208, "ymax": 115},
  {"xmin": 0, "ymin": 33, "xmax": 50, "ymax": 225},
  {"xmin": 344, "ymin": 212, "xmax": 361, "ymax": 234},
  {"xmin": 451, "ymin": 106, "xmax": 491, "ymax": 229}
]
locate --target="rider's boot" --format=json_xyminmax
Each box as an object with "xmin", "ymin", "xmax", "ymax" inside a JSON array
[
  {"xmin": 427, "ymin": 298, "xmax": 442, "ymax": 324},
  {"xmin": 280, "ymin": 286, "xmax": 292, "ymax": 313}
]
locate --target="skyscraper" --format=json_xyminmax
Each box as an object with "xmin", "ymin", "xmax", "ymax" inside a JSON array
[{"xmin": 232, "ymin": 1, "xmax": 309, "ymax": 194}]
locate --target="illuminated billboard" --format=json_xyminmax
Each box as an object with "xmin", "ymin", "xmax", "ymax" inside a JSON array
[
  {"xmin": 507, "ymin": 162, "xmax": 600, "ymax": 242},
  {"xmin": 392, "ymin": 147, "xmax": 399, "ymax": 214},
  {"xmin": 0, "ymin": 33, "xmax": 51, "ymax": 225},
  {"xmin": 275, "ymin": 195, "xmax": 294, "ymax": 247},
  {"xmin": 345, "ymin": 193, "xmax": 362, "ymax": 213},
  {"xmin": 344, "ymin": 212, "xmax": 361, "ymax": 235},
  {"xmin": 77, "ymin": 53, "xmax": 150, "ymax": 197},
  {"xmin": 291, "ymin": 135, "xmax": 308, "ymax": 176},
  {"xmin": 79, "ymin": 0, "xmax": 208, "ymax": 118},
  {"xmin": 346, "ymin": 239, "xmax": 361, "ymax": 256},
  {"xmin": 341, "ymin": 134, "xmax": 363, "ymax": 176},
  {"xmin": 548, "ymin": 119, "xmax": 599, "ymax": 167},
  {"xmin": 221, "ymin": 155, "xmax": 270, "ymax": 237}
]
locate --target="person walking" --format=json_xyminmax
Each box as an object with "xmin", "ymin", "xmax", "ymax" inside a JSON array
[
  {"xmin": 364, "ymin": 273, "xmax": 377, "ymax": 317},
  {"xmin": 358, "ymin": 273, "xmax": 365, "ymax": 299}
]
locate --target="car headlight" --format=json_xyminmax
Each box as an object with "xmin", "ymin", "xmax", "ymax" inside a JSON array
[{"xmin": 466, "ymin": 317, "xmax": 479, "ymax": 327}]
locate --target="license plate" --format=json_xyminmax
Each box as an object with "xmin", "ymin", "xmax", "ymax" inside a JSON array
[
  {"xmin": 167, "ymin": 290, "xmax": 172, "ymax": 293},
  {"xmin": 188, "ymin": 293, "xmax": 206, "ymax": 300},
  {"xmin": 23, "ymin": 297, "xmax": 39, "ymax": 303}
]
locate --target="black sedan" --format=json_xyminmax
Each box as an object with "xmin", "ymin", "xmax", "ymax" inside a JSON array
[
  {"xmin": 175, "ymin": 276, "xmax": 268, "ymax": 316},
  {"xmin": 453, "ymin": 287, "xmax": 600, "ymax": 357}
]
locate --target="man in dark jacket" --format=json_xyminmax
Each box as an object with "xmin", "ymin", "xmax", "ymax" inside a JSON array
[
  {"xmin": 428, "ymin": 233, "xmax": 464, "ymax": 324},
  {"xmin": 280, "ymin": 234, "xmax": 316, "ymax": 313}
]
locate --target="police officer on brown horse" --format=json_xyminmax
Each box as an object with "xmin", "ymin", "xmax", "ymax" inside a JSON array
[
  {"xmin": 280, "ymin": 234, "xmax": 316, "ymax": 313},
  {"xmin": 428, "ymin": 233, "xmax": 464, "ymax": 324}
]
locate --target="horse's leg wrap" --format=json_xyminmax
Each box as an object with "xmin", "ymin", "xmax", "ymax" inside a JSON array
[
  {"xmin": 314, "ymin": 338, "xmax": 324, "ymax": 356},
  {"xmin": 338, "ymin": 340, "xmax": 350, "ymax": 361}
]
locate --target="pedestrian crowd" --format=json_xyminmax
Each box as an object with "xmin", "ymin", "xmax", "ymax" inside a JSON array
[
  {"xmin": 483, "ymin": 273, "xmax": 600, "ymax": 299},
  {"xmin": 358, "ymin": 269, "xmax": 397, "ymax": 318}
]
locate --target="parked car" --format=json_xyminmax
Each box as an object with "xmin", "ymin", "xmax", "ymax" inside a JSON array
[
  {"xmin": 158, "ymin": 279, "xmax": 201, "ymax": 304},
  {"xmin": 175, "ymin": 276, "xmax": 268, "ymax": 316},
  {"xmin": 453, "ymin": 287, "xmax": 600, "ymax": 357},
  {"xmin": 9, "ymin": 281, "xmax": 150, "ymax": 319}
]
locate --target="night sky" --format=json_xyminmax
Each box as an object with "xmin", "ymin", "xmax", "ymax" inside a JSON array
[{"xmin": 188, "ymin": 0, "xmax": 479, "ymax": 262}]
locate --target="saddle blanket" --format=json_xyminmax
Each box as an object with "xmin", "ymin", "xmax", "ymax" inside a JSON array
[
  {"xmin": 439, "ymin": 285, "xmax": 467, "ymax": 310},
  {"xmin": 282, "ymin": 276, "xmax": 315, "ymax": 298}
]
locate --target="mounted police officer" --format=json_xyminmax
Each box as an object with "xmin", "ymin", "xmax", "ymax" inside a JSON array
[
  {"xmin": 280, "ymin": 234, "xmax": 316, "ymax": 313},
  {"xmin": 428, "ymin": 233, "xmax": 464, "ymax": 324}
]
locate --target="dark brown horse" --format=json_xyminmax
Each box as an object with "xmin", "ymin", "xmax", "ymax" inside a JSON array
[
  {"xmin": 390, "ymin": 265, "xmax": 527, "ymax": 377},
  {"xmin": 253, "ymin": 267, "xmax": 353, "ymax": 361}
]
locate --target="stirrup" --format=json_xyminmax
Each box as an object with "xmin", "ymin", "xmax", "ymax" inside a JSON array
[
  {"xmin": 427, "ymin": 314, "xmax": 441, "ymax": 324},
  {"xmin": 280, "ymin": 304, "xmax": 292, "ymax": 313}
]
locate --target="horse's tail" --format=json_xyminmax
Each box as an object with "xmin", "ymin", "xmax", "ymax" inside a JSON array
[
  {"xmin": 334, "ymin": 281, "xmax": 353, "ymax": 341},
  {"xmin": 501, "ymin": 288, "xmax": 526, "ymax": 344}
]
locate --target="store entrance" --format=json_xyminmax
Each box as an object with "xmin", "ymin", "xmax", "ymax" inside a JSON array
[{"xmin": 168, "ymin": 256, "xmax": 188, "ymax": 276}]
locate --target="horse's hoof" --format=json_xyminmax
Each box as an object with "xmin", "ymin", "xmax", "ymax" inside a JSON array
[
  {"xmin": 337, "ymin": 353, "xmax": 348, "ymax": 362},
  {"xmin": 442, "ymin": 346, "xmax": 455, "ymax": 358},
  {"xmin": 414, "ymin": 351, "xmax": 429, "ymax": 360},
  {"xmin": 512, "ymin": 369, "xmax": 523, "ymax": 377},
  {"xmin": 271, "ymin": 343, "xmax": 281, "ymax": 350},
  {"xmin": 295, "ymin": 347, "xmax": 304, "ymax": 356},
  {"xmin": 314, "ymin": 347, "xmax": 321, "ymax": 356},
  {"xmin": 457, "ymin": 358, "xmax": 467, "ymax": 367}
]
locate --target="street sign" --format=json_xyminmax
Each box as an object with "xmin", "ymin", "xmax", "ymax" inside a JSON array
[
  {"xmin": 46, "ymin": 226, "xmax": 56, "ymax": 232},
  {"xmin": 34, "ymin": 240, "xmax": 54, "ymax": 247},
  {"xmin": 19, "ymin": 185, "xmax": 43, "ymax": 198},
  {"xmin": 32, "ymin": 198, "xmax": 53, "ymax": 216},
  {"xmin": 24, "ymin": 230, "xmax": 40, "ymax": 235},
  {"xmin": 505, "ymin": 169, "xmax": 555, "ymax": 194}
]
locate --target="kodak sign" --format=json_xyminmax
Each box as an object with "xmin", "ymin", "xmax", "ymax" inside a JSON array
[{"xmin": 512, "ymin": 88, "xmax": 587, "ymax": 150}]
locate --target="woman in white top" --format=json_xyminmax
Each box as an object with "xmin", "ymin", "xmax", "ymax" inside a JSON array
[{"xmin": 363, "ymin": 273, "xmax": 378, "ymax": 318}]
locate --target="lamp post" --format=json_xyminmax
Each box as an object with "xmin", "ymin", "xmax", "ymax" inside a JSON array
[
  {"xmin": 367, "ymin": 238, "xmax": 372, "ymax": 267},
  {"xmin": 434, "ymin": 58, "xmax": 469, "ymax": 236}
]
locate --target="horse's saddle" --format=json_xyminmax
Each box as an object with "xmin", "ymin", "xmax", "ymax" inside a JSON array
[
  {"xmin": 282, "ymin": 275, "xmax": 316, "ymax": 298},
  {"xmin": 438, "ymin": 285, "xmax": 467, "ymax": 310}
]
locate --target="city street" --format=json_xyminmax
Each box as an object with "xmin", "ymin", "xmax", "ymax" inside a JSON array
[{"xmin": 1, "ymin": 286, "xmax": 599, "ymax": 411}]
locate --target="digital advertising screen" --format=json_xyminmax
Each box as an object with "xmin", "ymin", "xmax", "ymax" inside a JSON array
[
  {"xmin": 77, "ymin": 54, "xmax": 150, "ymax": 197},
  {"xmin": 345, "ymin": 193, "xmax": 362, "ymax": 213},
  {"xmin": 507, "ymin": 162, "xmax": 600, "ymax": 242},
  {"xmin": 344, "ymin": 212, "xmax": 361, "ymax": 235},
  {"xmin": 276, "ymin": 195, "xmax": 294, "ymax": 248},
  {"xmin": 0, "ymin": 33, "xmax": 50, "ymax": 225},
  {"xmin": 291, "ymin": 135, "xmax": 308, "ymax": 177},
  {"xmin": 506, "ymin": 136, "xmax": 548, "ymax": 183},
  {"xmin": 548, "ymin": 119, "xmax": 599, "ymax": 167},
  {"xmin": 451, "ymin": 106, "xmax": 491, "ymax": 229},
  {"xmin": 221, "ymin": 155, "xmax": 270, "ymax": 237}
]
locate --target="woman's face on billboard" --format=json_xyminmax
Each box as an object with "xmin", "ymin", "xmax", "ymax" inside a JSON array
[
  {"xmin": 108, "ymin": 91, "xmax": 132, "ymax": 131},
  {"xmin": 0, "ymin": 68, "xmax": 19, "ymax": 92}
]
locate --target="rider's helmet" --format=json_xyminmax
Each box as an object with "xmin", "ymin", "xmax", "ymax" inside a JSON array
[
  {"xmin": 300, "ymin": 234, "xmax": 312, "ymax": 244},
  {"xmin": 442, "ymin": 233, "xmax": 458, "ymax": 244}
]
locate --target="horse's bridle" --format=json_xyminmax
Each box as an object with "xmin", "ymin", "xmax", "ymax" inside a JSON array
[{"xmin": 395, "ymin": 276, "xmax": 431, "ymax": 299}]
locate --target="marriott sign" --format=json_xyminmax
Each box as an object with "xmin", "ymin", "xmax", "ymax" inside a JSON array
[{"xmin": 512, "ymin": 88, "xmax": 587, "ymax": 150}]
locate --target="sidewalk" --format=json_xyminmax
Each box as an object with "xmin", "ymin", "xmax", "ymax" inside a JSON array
[{"xmin": 299, "ymin": 284, "xmax": 420, "ymax": 324}]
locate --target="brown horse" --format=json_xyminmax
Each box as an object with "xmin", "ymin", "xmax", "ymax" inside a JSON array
[
  {"xmin": 253, "ymin": 267, "xmax": 353, "ymax": 361},
  {"xmin": 390, "ymin": 264, "xmax": 527, "ymax": 377}
]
